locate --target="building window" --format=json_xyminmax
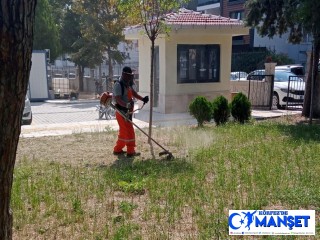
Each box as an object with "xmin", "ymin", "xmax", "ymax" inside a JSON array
[
  {"xmin": 229, "ymin": 11, "xmax": 244, "ymax": 20},
  {"xmin": 197, "ymin": 0, "xmax": 220, "ymax": 7},
  {"xmin": 177, "ymin": 44, "xmax": 220, "ymax": 83}
]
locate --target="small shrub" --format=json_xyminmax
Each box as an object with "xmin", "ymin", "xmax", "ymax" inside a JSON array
[
  {"xmin": 212, "ymin": 96, "xmax": 230, "ymax": 126},
  {"xmin": 230, "ymin": 92, "xmax": 251, "ymax": 124},
  {"xmin": 189, "ymin": 96, "xmax": 212, "ymax": 127}
]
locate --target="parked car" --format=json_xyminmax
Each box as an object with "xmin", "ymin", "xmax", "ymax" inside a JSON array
[
  {"xmin": 22, "ymin": 95, "xmax": 32, "ymax": 125},
  {"xmin": 272, "ymin": 70, "xmax": 305, "ymax": 109},
  {"xmin": 247, "ymin": 69, "xmax": 305, "ymax": 109},
  {"xmin": 230, "ymin": 71, "xmax": 248, "ymax": 81},
  {"xmin": 247, "ymin": 69, "xmax": 266, "ymax": 80},
  {"xmin": 275, "ymin": 64, "xmax": 305, "ymax": 76}
]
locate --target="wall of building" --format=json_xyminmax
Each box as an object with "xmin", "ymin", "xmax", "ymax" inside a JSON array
[{"xmin": 136, "ymin": 27, "xmax": 248, "ymax": 113}]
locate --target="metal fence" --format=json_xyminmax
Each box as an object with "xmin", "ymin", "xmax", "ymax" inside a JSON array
[{"xmin": 285, "ymin": 75, "xmax": 305, "ymax": 110}]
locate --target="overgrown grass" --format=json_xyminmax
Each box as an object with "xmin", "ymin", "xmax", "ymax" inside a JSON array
[{"xmin": 13, "ymin": 120, "xmax": 320, "ymax": 239}]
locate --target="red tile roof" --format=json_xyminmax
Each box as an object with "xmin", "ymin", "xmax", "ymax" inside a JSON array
[
  {"xmin": 165, "ymin": 8, "xmax": 244, "ymax": 26},
  {"xmin": 124, "ymin": 8, "xmax": 245, "ymax": 34}
]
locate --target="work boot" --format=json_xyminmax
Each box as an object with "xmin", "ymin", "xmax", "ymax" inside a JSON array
[
  {"xmin": 126, "ymin": 152, "xmax": 141, "ymax": 158},
  {"xmin": 113, "ymin": 150, "xmax": 126, "ymax": 155}
]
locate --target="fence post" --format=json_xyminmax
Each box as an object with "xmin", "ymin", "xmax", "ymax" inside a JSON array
[{"xmin": 265, "ymin": 62, "xmax": 277, "ymax": 109}]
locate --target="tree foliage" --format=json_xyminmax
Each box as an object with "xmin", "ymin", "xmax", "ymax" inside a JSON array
[
  {"xmin": 33, "ymin": 0, "xmax": 61, "ymax": 61},
  {"xmin": 58, "ymin": 0, "xmax": 126, "ymax": 90},
  {"xmin": 245, "ymin": 0, "xmax": 320, "ymax": 119}
]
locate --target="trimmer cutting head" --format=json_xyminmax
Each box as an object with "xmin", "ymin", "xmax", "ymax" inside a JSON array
[{"xmin": 159, "ymin": 151, "xmax": 174, "ymax": 160}]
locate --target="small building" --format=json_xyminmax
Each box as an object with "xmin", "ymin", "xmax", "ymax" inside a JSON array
[{"xmin": 125, "ymin": 8, "xmax": 249, "ymax": 113}]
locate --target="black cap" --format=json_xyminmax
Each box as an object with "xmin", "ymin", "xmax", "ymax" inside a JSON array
[{"xmin": 122, "ymin": 66, "xmax": 133, "ymax": 75}]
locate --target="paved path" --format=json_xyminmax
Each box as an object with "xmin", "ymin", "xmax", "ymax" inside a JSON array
[
  {"xmin": 20, "ymin": 100, "xmax": 302, "ymax": 138},
  {"xmin": 30, "ymin": 101, "xmax": 99, "ymax": 125}
]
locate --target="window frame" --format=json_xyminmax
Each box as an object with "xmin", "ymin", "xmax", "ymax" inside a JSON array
[
  {"xmin": 177, "ymin": 44, "xmax": 220, "ymax": 84},
  {"xmin": 229, "ymin": 10, "xmax": 245, "ymax": 20}
]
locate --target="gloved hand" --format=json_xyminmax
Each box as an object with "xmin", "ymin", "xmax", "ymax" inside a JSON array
[{"xmin": 142, "ymin": 96, "xmax": 149, "ymax": 104}]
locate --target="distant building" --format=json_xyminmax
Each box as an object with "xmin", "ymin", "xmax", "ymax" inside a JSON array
[{"xmin": 196, "ymin": 0, "xmax": 312, "ymax": 66}]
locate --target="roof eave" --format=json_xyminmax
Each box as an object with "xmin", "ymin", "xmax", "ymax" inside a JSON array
[{"xmin": 124, "ymin": 24, "xmax": 249, "ymax": 39}]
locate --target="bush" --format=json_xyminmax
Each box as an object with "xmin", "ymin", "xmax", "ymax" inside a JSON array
[
  {"xmin": 230, "ymin": 92, "xmax": 251, "ymax": 124},
  {"xmin": 212, "ymin": 96, "xmax": 230, "ymax": 126},
  {"xmin": 189, "ymin": 96, "xmax": 212, "ymax": 127}
]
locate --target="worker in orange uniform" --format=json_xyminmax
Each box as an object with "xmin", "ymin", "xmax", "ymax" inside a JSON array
[{"xmin": 113, "ymin": 66, "xmax": 149, "ymax": 157}]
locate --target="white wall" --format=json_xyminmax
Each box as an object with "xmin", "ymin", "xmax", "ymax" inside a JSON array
[{"xmin": 28, "ymin": 51, "xmax": 49, "ymax": 101}]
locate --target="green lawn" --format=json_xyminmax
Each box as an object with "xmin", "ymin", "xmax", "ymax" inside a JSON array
[{"xmin": 13, "ymin": 120, "xmax": 320, "ymax": 239}]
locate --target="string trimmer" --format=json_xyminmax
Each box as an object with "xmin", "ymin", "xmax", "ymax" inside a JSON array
[{"xmin": 110, "ymin": 103, "xmax": 174, "ymax": 160}]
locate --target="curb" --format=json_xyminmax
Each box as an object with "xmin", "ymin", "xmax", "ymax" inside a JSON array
[{"xmin": 45, "ymin": 99, "xmax": 100, "ymax": 104}]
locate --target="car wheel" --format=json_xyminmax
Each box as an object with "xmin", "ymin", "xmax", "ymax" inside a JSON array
[
  {"xmin": 272, "ymin": 93, "xmax": 281, "ymax": 109},
  {"xmin": 24, "ymin": 113, "xmax": 32, "ymax": 125}
]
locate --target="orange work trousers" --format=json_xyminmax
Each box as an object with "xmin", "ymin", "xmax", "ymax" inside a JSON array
[{"xmin": 113, "ymin": 88, "xmax": 136, "ymax": 154}]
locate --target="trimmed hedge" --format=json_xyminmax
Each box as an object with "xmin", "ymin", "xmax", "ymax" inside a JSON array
[
  {"xmin": 230, "ymin": 92, "xmax": 251, "ymax": 124},
  {"xmin": 212, "ymin": 96, "xmax": 230, "ymax": 126},
  {"xmin": 189, "ymin": 96, "xmax": 212, "ymax": 127}
]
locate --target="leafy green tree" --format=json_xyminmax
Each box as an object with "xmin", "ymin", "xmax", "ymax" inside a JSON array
[
  {"xmin": 245, "ymin": 0, "xmax": 320, "ymax": 121},
  {"xmin": 119, "ymin": 0, "xmax": 183, "ymax": 142},
  {"xmin": 49, "ymin": 0, "xmax": 72, "ymax": 25},
  {"xmin": 60, "ymin": 0, "xmax": 126, "ymax": 91},
  {"xmin": 33, "ymin": 0, "xmax": 61, "ymax": 61},
  {"xmin": 60, "ymin": 8, "xmax": 81, "ymax": 54},
  {"xmin": 0, "ymin": 1, "xmax": 37, "ymax": 239}
]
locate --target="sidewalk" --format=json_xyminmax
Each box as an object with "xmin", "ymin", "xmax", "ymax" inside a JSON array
[
  {"xmin": 20, "ymin": 119, "xmax": 149, "ymax": 138},
  {"xmin": 20, "ymin": 104, "xmax": 302, "ymax": 138}
]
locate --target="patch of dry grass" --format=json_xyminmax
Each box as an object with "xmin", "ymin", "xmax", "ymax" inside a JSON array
[{"xmin": 14, "ymin": 121, "xmax": 320, "ymax": 239}]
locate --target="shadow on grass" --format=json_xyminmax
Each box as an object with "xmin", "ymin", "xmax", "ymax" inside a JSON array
[{"xmin": 274, "ymin": 122, "xmax": 320, "ymax": 142}]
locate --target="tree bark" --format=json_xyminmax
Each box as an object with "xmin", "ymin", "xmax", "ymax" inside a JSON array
[
  {"xmin": 0, "ymin": 1, "xmax": 37, "ymax": 239},
  {"xmin": 302, "ymin": 51, "xmax": 312, "ymax": 117},
  {"xmin": 148, "ymin": 39, "xmax": 155, "ymax": 144},
  {"xmin": 78, "ymin": 65, "xmax": 85, "ymax": 91},
  {"xmin": 107, "ymin": 47, "xmax": 114, "ymax": 91},
  {"xmin": 302, "ymin": 40, "xmax": 320, "ymax": 119},
  {"xmin": 311, "ymin": 40, "xmax": 320, "ymax": 118}
]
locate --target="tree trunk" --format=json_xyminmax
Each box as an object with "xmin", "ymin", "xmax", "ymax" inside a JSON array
[
  {"xmin": 302, "ymin": 51, "xmax": 312, "ymax": 117},
  {"xmin": 78, "ymin": 65, "xmax": 84, "ymax": 91},
  {"xmin": 302, "ymin": 40, "xmax": 320, "ymax": 119},
  {"xmin": 0, "ymin": 1, "xmax": 37, "ymax": 239},
  {"xmin": 311, "ymin": 40, "xmax": 320, "ymax": 118},
  {"xmin": 107, "ymin": 47, "xmax": 114, "ymax": 91},
  {"xmin": 148, "ymin": 39, "xmax": 155, "ymax": 143}
]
